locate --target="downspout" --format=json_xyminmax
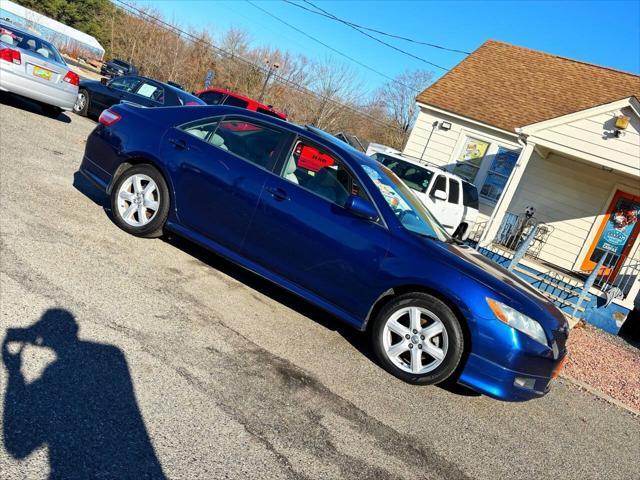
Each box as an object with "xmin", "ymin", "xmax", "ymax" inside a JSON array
[
  {"xmin": 419, "ymin": 121, "xmax": 439, "ymax": 165},
  {"xmin": 477, "ymin": 129, "xmax": 528, "ymax": 247}
]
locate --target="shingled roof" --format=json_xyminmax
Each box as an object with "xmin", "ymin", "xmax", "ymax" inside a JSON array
[{"xmin": 416, "ymin": 40, "xmax": 640, "ymax": 132}]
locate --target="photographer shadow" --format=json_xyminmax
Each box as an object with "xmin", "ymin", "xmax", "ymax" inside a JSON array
[{"xmin": 2, "ymin": 309, "xmax": 165, "ymax": 479}]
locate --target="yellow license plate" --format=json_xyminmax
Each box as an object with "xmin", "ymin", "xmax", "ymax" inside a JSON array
[{"xmin": 33, "ymin": 66, "xmax": 52, "ymax": 80}]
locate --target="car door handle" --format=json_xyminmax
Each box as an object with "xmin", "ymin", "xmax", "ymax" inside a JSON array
[
  {"xmin": 265, "ymin": 186, "xmax": 289, "ymax": 201},
  {"xmin": 169, "ymin": 138, "xmax": 189, "ymax": 150}
]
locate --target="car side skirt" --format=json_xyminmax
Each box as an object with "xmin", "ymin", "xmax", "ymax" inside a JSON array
[{"xmin": 165, "ymin": 221, "xmax": 366, "ymax": 331}]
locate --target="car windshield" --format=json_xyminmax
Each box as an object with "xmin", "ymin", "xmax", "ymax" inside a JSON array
[
  {"xmin": 374, "ymin": 154, "xmax": 434, "ymax": 192},
  {"xmin": 0, "ymin": 24, "xmax": 63, "ymax": 64},
  {"xmin": 361, "ymin": 162, "xmax": 449, "ymax": 241},
  {"xmin": 113, "ymin": 60, "xmax": 130, "ymax": 68}
]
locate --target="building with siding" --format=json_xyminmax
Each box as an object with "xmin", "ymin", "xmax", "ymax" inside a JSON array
[{"xmin": 404, "ymin": 40, "xmax": 640, "ymax": 332}]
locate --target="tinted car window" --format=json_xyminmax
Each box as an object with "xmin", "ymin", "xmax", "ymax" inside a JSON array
[
  {"xmin": 113, "ymin": 59, "xmax": 130, "ymax": 68},
  {"xmin": 448, "ymin": 179, "xmax": 460, "ymax": 204},
  {"xmin": 223, "ymin": 95, "xmax": 249, "ymax": 108},
  {"xmin": 199, "ymin": 91, "xmax": 225, "ymax": 105},
  {"xmin": 256, "ymin": 107, "xmax": 281, "ymax": 119},
  {"xmin": 215, "ymin": 119, "xmax": 287, "ymax": 170},
  {"xmin": 180, "ymin": 118, "xmax": 220, "ymax": 144},
  {"xmin": 136, "ymin": 81, "xmax": 165, "ymax": 103},
  {"xmin": 462, "ymin": 181, "xmax": 479, "ymax": 208},
  {"xmin": 109, "ymin": 76, "xmax": 140, "ymax": 92},
  {"xmin": 430, "ymin": 175, "xmax": 447, "ymax": 197},
  {"xmin": 284, "ymin": 139, "xmax": 368, "ymax": 207},
  {"xmin": 375, "ymin": 154, "xmax": 433, "ymax": 192}
]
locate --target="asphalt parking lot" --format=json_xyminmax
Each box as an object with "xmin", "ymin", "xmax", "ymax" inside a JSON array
[{"xmin": 0, "ymin": 94, "xmax": 639, "ymax": 480}]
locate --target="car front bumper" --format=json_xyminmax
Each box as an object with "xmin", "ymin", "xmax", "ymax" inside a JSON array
[
  {"xmin": 457, "ymin": 309, "xmax": 567, "ymax": 401},
  {"xmin": 0, "ymin": 66, "xmax": 77, "ymax": 110},
  {"xmin": 458, "ymin": 351, "xmax": 565, "ymax": 401}
]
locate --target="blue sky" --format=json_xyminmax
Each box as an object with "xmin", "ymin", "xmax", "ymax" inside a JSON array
[{"xmin": 139, "ymin": 0, "xmax": 640, "ymax": 93}]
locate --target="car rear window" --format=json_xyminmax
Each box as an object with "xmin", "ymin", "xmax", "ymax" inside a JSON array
[
  {"xmin": 223, "ymin": 95, "xmax": 249, "ymax": 108},
  {"xmin": 374, "ymin": 154, "xmax": 433, "ymax": 192},
  {"xmin": 462, "ymin": 181, "xmax": 479, "ymax": 208},
  {"xmin": 257, "ymin": 107, "xmax": 283, "ymax": 119},
  {"xmin": 0, "ymin": 24, "xmax": 63, "ymax": 64},
  {"xmin": 199, "ymin": 91, "xmax": 225, "ymax": 105}
]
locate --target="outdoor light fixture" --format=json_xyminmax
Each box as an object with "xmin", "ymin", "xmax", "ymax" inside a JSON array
[
  {"xmin": 613, "ymin": 114, "xmax": 630, "ymax": 138},
  {"xmin": 440, "ymin": 121, "xmax": 452, "ymax": 131},
  {"xmin": 615, "ymin": 114, "xmax": 630, "ymax": 130}
]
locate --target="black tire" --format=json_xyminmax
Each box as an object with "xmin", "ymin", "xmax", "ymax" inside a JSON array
[
  {"xmin": 370, "ymin": 293, "xmax": 464, "ymax": 385},
  {"xmin": 453, "ymin": 223, "xmax": 467, "ymax": 240},
  {"xmin": 110, "ymin": 164, "xmax": 170, "ymax": 238},
  {"xmin": 73, "ymin": 88, "xmax": 90, "ymax": 116},
  {"xmin": 42, "ymin": 104, "xmax": 62, "ymax": 118}
]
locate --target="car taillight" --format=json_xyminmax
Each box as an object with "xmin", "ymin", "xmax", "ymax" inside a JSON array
[
  {"xmin": 98, "ymin": 109, "xmax": 121, "ymax": 126},
  {"xmin": 0, "ymin": 47, "xmax": 21, "ymax": 65},
  {"xmin": 185, "ymin": 101, "xmax": 201, "ymax": 106},
  {"xmin": 63, "ymin": 70, "xmax": 79, "ymax": 86}
]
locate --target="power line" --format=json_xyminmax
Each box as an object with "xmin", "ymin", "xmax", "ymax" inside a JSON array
[
  {"xmin": 110, "ymin": 0, "xmax": 402, "ymax": 130},
  {"xmin": 245, "ymin": 0, "xmax": 413, "ymax": 86},
  {"xmin": 294, "ymin": 0, "xmax": 452, "ymax": 71},
  {"xmin": 283, "ymin": 0, "xmax": 470, "ymax": 55}
]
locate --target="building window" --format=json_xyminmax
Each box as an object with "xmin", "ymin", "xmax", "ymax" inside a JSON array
[
  {"xmin": 480, "ymin": 147, "xmax": 519, "ymax": 201},
  {"xmin": 452, "ymin": 138, "xmax": 489, "ymax": 182}
]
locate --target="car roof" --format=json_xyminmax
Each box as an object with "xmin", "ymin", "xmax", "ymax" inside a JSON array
[
  {"xmin": 371, "ymin": 150, "xmax": 476, "ymax": 186},
  {"xmin": 116, "ymin": 75, "xmax": 195, "ymax": 97},
  {"xmin": 0, "ymin": 21, "xmax": 44, "ymax": 40},
  {"xmin": 195, "ymin": 87, "xmax": 287, "ymax": 117}
]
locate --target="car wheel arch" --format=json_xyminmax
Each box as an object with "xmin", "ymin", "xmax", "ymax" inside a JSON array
[
  {"xmin": 363, "ymin": 284, "xmax": 472, "ymax": 351},
  {"xmin": 108, "ymin": 157, "xmax": 177, "ymax": 212}
]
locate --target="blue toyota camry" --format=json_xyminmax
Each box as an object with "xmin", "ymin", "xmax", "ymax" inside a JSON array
[{"xmin": 79, "ymin": 104, "xmax": 569, "ymax": 401}]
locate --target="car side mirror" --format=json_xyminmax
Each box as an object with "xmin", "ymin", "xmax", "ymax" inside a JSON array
[
  {"xmin": 432, "ymin": 189, "xmax": 447, "ymax": 201},
  {"xmin": 100, "ymin": 77, "xmax": 109, "ymax": 86},
  {"xmin": 345, "ymin": 195, "xmax": 379, "ymax": 222}
]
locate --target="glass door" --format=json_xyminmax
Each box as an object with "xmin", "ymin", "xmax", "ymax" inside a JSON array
[{"xmin": 581, "ymin": 190, "xmax": 640, "ymax": 279}]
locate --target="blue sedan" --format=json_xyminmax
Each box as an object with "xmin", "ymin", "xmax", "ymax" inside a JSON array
[{"xmin": 79, "ymin": 104, "xmax": 569, "ymax": 401}]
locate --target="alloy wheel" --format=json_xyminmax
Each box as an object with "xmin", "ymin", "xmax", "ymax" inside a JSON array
[
  {"xmin": 116, "ymin": 174, "xmax": 160, "ymax": 227},
  {"xmin": 73, "ymin": 92, "xmax": 86, "ymax": 112},
  {"xmin": 382, "ymin": 306, "xmax": 448, "ymax": 374}
]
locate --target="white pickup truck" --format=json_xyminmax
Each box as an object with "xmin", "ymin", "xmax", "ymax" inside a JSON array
[{"xmin": 370, "ymin": 151, "xmax": 479, "ymax": 240}]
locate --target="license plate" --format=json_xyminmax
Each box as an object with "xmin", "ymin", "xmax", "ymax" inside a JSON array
[{"xmin": 33, "ymin": 66, "xmax": 52, "ymax": 81}]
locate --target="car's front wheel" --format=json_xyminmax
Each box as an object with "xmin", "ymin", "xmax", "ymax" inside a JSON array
[
  {"xmin": 370, "ymin": 293, "xmax": 464, "ymax": 384},
  {"xmin": 110, "ymin": 164, "xmax": 169, "ymax": 238}
]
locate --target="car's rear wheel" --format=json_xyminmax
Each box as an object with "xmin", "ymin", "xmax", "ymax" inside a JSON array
[
  {"xmin": 110, "ymin": 164, "xmax": 169, "ymax": 238},
  {"xmin": 73, "ymin": 89, "xmax": 89, "ymax": 116},
  {"xmin": 42, "ymin": 104, "xmax": 62, "ymax": 118},
  {"xmin": 370, "ymin": 293, "xmax": 464, "ymax": 384}
]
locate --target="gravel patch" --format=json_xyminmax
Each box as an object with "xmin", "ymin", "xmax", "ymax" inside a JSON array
[{"xmin": 564, "ymin": 323, "xmax": 640, "ymax": 411}]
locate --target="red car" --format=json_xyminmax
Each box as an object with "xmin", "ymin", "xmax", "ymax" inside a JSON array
[{"xmin": 194, "ymin": 87, "xmax": 287, "ymax": 120}]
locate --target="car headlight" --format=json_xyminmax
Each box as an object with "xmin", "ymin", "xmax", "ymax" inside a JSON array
[{"xmin": 486, "ymin": 298, "xmax": 548, "ymax": 346}]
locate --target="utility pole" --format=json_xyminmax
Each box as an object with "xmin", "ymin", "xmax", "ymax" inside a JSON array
[{"xmin": 258, "ymin": 59, "xmax": 280, "ymax": 103}]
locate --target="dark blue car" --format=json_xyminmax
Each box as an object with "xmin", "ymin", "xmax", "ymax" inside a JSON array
[{"xmin": 79, "ymin": 104, "xmax": 569, "ymax": 401}]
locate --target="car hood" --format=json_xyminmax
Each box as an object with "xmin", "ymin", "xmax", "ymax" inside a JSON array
[{"xmin": 434, "ymin": 241, "xmax": 568, "ymax": 331}]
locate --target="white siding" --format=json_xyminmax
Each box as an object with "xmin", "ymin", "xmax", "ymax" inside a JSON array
[
  {"xmin": 533, "ymin": 106, "xmax": 640, "ymax": 176},
  {"xmin": 508, "ymin": 151, "xmax": 640, "ymax": 271}
]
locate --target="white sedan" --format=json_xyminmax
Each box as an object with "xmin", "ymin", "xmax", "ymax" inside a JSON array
[{"xmin": 0, "ymin": 22, "xmax": 79, "ymax": 117}]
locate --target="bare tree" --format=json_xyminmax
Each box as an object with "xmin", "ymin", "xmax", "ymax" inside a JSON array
[{"xmin": 376, "ymin": 69, "xmax": 433, "ymax": 148}]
